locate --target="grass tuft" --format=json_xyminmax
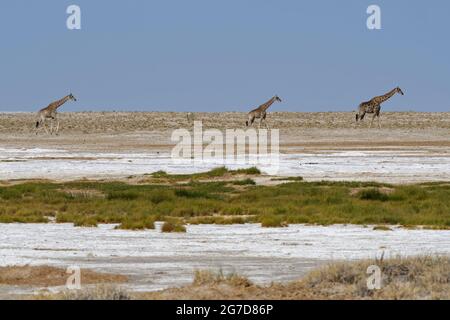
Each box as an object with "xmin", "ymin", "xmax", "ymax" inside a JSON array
[
  {"xmin": 260, "ymin": 215, "xmax": 288, "ymax": 228},
  {"xmin": 161, "ymin": 221, "xmax": 186, "ymax": 233},
  {"xmin": 373, "ymin": 225, "xmax": 393, "ymax": 231},
  {"xmin": 357, "ymin": 188, "xmax": 390, "ymax": 201},
  {"xmin": 232, "ymin": 179, "xmax": 256, "ymax": 186},
  {"xmin": 231, "ymin": 167, "xmax": 261, "ymax": 175},
  {"xmin": 193, "ymin": 270, "xmax": 252, "ymax": 287}
]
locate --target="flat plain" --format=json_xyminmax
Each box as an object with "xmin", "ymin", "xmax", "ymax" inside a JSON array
[
  {"xmin": 0, "ymin": 111, "xmax": 449, "ymax": 299},
  {"xmin": 0, "ymin": 112, "xmax": 449, "ymax": 152}
]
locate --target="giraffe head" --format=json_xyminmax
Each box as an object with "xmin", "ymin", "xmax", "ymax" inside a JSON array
[
  {"xmin": 275, "ymin": 95, "xmax": 282, "ymax": 102},
  {"xmin": 396, "ymin": 87, "xmax": 404, "ymax": 95},
  {"xmin": 69, "ymin": 93, "xmax": 77, "ymax": 102}
]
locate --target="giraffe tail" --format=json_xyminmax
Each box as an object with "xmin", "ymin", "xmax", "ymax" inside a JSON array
[
  {"xmin": 36, "ymin": 121, "xmax": 40, "ymax": 128},
  {"xmin": 246, "ymin": 121, "xmax": 249, "ymax": 127}
]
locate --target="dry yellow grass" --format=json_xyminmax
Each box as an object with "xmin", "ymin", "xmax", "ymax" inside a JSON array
[
  {"xmin": 137, "ymin": 256, "xmax": 450, "ymax": 300},
  {"xmin": 13, "ymin": 256, "xmax": 449, "ymax": 300},
  {"xmin": 0, "ymin": 265, "xmax": 128, "ymax": 287},
  {"xmin": 38, "ymin": 285, "xmax": 132, "ymax": 300}
]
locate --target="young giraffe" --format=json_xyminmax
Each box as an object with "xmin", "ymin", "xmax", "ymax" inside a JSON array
[
  {"xmin": 36, "ymin": 93, "xmax": 77, "ymax": 135},
  {"xmin": 356, "ymin": 87, "xmax": 404, "ymax": 129},
  {"xmin": 246, "ymin": 95, "xmax": 282, "ymax": 129}
]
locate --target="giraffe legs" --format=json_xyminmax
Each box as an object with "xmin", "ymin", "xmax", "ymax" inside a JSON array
[
  {"xmin": 246, "ymin": 115, "xmax": 255, "ymax": 127},
  {"xmin": 46, "ymin": 117, "xmax": 61, "ymax": 135},
  {"xmin": 36, "ymin": 115, "xmax": 47, "ymax": 135},
  {"xmin": 259, "ymin": 118, "xmax": 270, "ymax": 129},
  {"xmin": 356, "ymin": 112, "xmax": 365, "ymax": 127},
  {"xmin": 42, "ymin": 119, "xmax": 49, "ymax": 135},
  {"xmin": 262, "ymin": 114, "xmax": 269, "ymax": 129},
  {"xmin": 369, "ymin": 113, "xmax": 382, "ymax": 129},
  {"xmin": 56, "ymin": 119, "xmax": 60, "ymax": 135},
  {"xmin": 35, "ymin": 120, "xmax": 42, "ymax": 135},
  {"xmin": 36, "ymin": 117, "xmax": 58, "ymax": 135}
]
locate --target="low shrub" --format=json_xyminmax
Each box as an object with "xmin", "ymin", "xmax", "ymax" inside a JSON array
[
  {"xmin": 357, "ymin": 189, "xmax": 389, "ymax": 201},
  {"xmin": 260, "ymin": 215, "xmax": 288, "ymax": 228},
  {"xmin": 232, "ymin": 179, "xmax": 256, "ymax": 186},
  {"xmin": 161, "ymin": 221, "xmax": 186, "ymax": 233}
]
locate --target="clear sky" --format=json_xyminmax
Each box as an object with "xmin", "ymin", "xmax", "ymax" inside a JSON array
[{"xmin": 0, "ymin": 0, "xmax": 449, "ymax": 112}]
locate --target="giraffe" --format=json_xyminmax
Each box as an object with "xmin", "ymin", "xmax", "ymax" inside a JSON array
[
  {"xmin": 246, "ymin": 95, "xmax": 282, "ymax": 129},
  {"xmin": 35, "ymin": 94, "xmax": 77, "ymax": 135},
  {"xmin": 187, "ymin": 112, "xmax": 195, "ymax": 123},
  {"xmin": 356, "ymin": 87, "xmax": 404, "ymax": 129}
]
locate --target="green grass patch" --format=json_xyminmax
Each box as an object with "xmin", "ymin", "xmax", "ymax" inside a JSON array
[
  {"xmin": 189, "ymin": 216, "xmax": 251, "ymax": 225},
  {"xmin": 232, "ymin": 179, "xmax": 256, "ymax": 186},
  {"xmin": 231, "ymin": 167, "xmax": 261, "ymax": 175},
  {"xmin": 271, "ymin": 177, "xmax": 304, "ymax": 182},
  {"xmin": 0, "ymin": 179, "xmax": 449, "ymax": 229},
  {"xmin": 149, "ymin": 167, "xmax": 260, "ymax": 182}
]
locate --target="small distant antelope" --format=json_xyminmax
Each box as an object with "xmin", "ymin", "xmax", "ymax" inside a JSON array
[
  {"xmin": 36, "ymin": 94, "xmax": 77, "ymax": 135},
  {"xmin": 356, "ymin": 87, "xmax": 404, "ymax": 129},
  {"xmin": 246, "ymin": 95, "xmax": 282, "ymax": 129}
]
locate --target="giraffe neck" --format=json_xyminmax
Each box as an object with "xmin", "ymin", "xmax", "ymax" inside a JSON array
[
  {"xmin": 376, "ymin": 88, "xmax": 398, "ymax": 104},
  {"xmin": 51, "ymin": 96, "xmax": 71, "ymax": 111},
  {"xmin": 261, "ymin": 97, "xmax": 276, "ymax": 112}
]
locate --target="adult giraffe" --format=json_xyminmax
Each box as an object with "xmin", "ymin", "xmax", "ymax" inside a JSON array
[
  {"xmin": 356, "ymin": 87, "xmax": 404, "ymax": 129},
  {"xmin": 246, "ymin": 95, "xmax": 282, "ymax": 129},
  {"xmin": 36, "ymin": 93, "xmax": 77, "ymax": 135}
]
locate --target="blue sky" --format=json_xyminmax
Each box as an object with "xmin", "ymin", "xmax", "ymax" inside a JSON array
[{"xmin": 0, "ymin": 0, "xmax": 449, "ymax": 112}]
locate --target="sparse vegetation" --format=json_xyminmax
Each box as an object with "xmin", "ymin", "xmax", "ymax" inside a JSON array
[
  {"xmin": 12, "ymin": 256, "xmax": 450, "ymax": 300},
  {"xmin": 0, "ymin": 178, "xmax": 449, "ymax": 229},
  {"xmin": 193, "ymin": 269, "xmax": 252, "ymax": 287},
  {"xmin": 0, "ymin": 266, "xmax": 127, "ymax": 287},
  {"xmin": 136, "ymin": 256, "xmax": 450, "ymax": 300}
]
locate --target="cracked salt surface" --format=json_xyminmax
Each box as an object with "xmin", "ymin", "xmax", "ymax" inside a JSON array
[
  {"xmin": 0, "ymin": 223, "xmax": 449, "ymax": 293},
  {"xmin": 0, "ymin": 147, "xmax": 449, "ymax": 182}
]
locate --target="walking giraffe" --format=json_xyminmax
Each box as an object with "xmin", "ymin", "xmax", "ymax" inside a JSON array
[
  {"xmin": 36, "ymin": 93, "xmax": 77, "ymax": 135},
  {"xmin": 356, "ymin": 87, "xmax": 404, "ymax": 129},
  {"xmin": 246, "ymin": 95, "xmax": 282, "ymax": 128}
]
